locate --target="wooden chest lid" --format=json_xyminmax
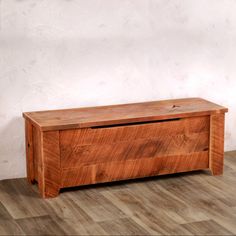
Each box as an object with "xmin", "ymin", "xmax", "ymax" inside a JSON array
[{"xmin": 23, "ymin": 97, "xmax": 228, "ymax": 131}]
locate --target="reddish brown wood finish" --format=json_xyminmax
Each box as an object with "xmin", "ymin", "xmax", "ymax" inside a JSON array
[
  {"xmin": 23, "ymin": 98, "xmax": 227, "ymax": 131},
  {"xmin": 23, "ymin": 98, "xmax": 228, "ymax": 198},
  {"xmin": 209, "ymin": 114, "xmax": 225, "ymax": 175},
  {"xmin": 32, "ymin": 126, "xmax": 39, "ymax": 181},
  {"xmin": 40, "ymin": 131, "xmax": 61, "ymax": 198},
  {"xmin": 61, "ymin": 152, "xmax": 209, "ymax": 188},
  {"xmin": 25, "ymin": 120, "xmax": 35, "ymax": 184},
  {"xmin": 60, "ymin": 116, "xmax": 209, "ymax": 168},
  {"xmin": 28, "ymin": 127, "xmax": 61, "ymax": 197}
]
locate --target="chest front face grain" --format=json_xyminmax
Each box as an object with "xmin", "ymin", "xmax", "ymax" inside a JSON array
[
  {"xmin": 59, "ymin": 116, "xmax": 209, "ymax": 167},
  {"xmin": 23, "ymin": 98, "xmax": 228, "ymax": 198}
]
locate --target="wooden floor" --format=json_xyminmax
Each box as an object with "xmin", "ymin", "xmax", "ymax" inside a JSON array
[{"xmin": 1, "ymin": 152, "xmax": 236, "ymax": 235}]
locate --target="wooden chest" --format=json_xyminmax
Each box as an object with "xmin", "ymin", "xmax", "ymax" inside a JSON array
[{"xmin": 23, "ymin": 98, "xmax": 228, "ymax": 198}]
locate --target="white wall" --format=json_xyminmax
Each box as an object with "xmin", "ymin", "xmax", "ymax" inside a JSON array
[{"xmin": 0, "ymin": 0, "xmax": 236, "ymax": 180}]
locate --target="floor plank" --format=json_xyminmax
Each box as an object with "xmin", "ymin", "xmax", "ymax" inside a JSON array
[
  {"xmin": 16, "ymin": 215, "xmax": 66, "ymax": 235},
  {"xmin": 181, "ymin": 219, "xmax": 233, "ymax": 235},
  {"xmin": 98, "ymin": 217, "xmax": 150, "ymax": 235},
  {"xmin": 0, "ymin": 202, "xmax": 12, "ymax": 220},
  {"xmin": 0, "ymin": 179, "xmax": 49, "ymax": 219},
  {"xmin": 0, "ymin": 219, "xmax": 24, "ymax": 235}
]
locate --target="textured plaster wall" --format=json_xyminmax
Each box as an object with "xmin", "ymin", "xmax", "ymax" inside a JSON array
[{"xmin": 0, "ymin": 0, "xmax": 236, "ymax": 180}]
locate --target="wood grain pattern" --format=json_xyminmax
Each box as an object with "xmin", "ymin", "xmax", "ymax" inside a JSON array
[
  {"xmin": 34, "ymin": 127, "xmax": 44, "ymax": 197},
  {"xmin": 0, "ymin": 219, "xmax": 25, "ymax": 235},
  {"xmin": 61, "ymin": 151, "xmax": 209, "ymax": 187},
  {"xmin": 61, "ymin": 133, "xmax": 209, "ymax": 168},
  {"xmin": 16, "ymin": 216, "xmax": 66, "ymax": 235},
  {"xmin": 25, "ymin": 120, "xmax": 35, "ymax": 184},
  {"xmin": 32, "ymin": 126, "xmax": 39, "ymax": 182},
  {"xmin": 0, "ymin": 179, "xmax": 49, "ymax": 219},
  {"xmin": 23, "ymin": 97, "xmax": 227, "ymax": 131},
  {"xmin": 180, "ymin": 219, "xmax": 233, "ymax": 235},
  {"xmin": 60, "ymin": 116, "xmax": 210, "ymax": 168},
  {"xmin": 209, "ymin": 114, "xmax": 225, "ymax": 175},
  {"xmin": 60, "ymin": 116, "xmax": 209, "ymax": 146},
  {"xmin": 37, "ymin": 130, "xmax": 61, "ymax": 198}
]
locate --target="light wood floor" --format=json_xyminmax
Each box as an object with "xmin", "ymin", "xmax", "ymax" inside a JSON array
[{"xmin": 1, "ymin": 151, "xmax": 236, "ymax": 235}]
